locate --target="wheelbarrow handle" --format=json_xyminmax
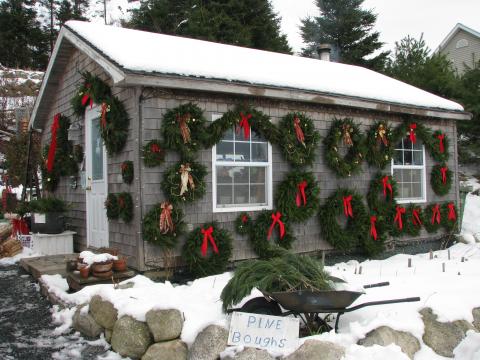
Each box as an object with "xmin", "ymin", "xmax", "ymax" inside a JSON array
[
  {"xmin": 363, "ymin": 281, "xmax": 390, "ymax": 289},
  {"xmin": 344, "ymin": 296, "xmax": 421, "ymax": 313}
]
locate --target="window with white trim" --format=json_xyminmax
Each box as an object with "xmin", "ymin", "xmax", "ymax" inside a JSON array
[
  {"xmin": 212, "ymin": 115, "xmax": 272, "ymax": 212},
  {"xmin": 391, "ymin": 137, "xmax": 427, "ymax": 203}
]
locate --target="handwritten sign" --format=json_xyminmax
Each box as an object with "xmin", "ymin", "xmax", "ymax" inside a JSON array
[{"xmin": 228, "ymin": 312, "xmax": 299, "ymax": 352}]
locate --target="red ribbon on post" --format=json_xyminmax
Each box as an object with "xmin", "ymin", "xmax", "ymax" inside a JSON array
[
  {"xmin": 267, "ymin": 212, "xmax": 285, "ymax": 240},
  {"xmin": 447, "ymin": 203, "xmax": 456, "ymax": 221},
  {"xmin": 409, "ymin": 123, "xmax": 417, "ymax": 144},
  {"xmin": 342, "ymin": 196, "xmax": 353, "ymax": 218},
  {"xmin": 440, "ymin": 167, "xmax": 448, "ymax": 184},
  {"xmin": 238, "ymin": 112, "xmax": 252, "ymax": 140},
  {"xmin": 382, "ymin": 176, "xmax": 393, "ymax": 199},
  {"xmin": 200, "ymin": 226, "xmax": 219, "ymax": 257},
  {"xmin": 296, "ymin": 180, "xmax": 308, "ymax": 207},
  {"xmin": 437, "ymin": 133, "xmax": 445, "ymax": 153},
  {"xmin": 46, "ymin": 114, "xmax": 61, "ymax": 172},
  {"xmin": 370, "ymin": 216, "xmax": 378, "ymax": 241},
  {"xmin": 412, "ymin": 209, "xmax": 422, "ymax": 226},
  {"xmin": 394, "ymin": 206, "xmax": 406, "ymax": 230},
  {"xmin": 431, "ymin": 204, "xmax": 441, "ymax": 225},
  {"xmin": 293, "ymin": 116, "xmax": 305, "ymax": 147}
]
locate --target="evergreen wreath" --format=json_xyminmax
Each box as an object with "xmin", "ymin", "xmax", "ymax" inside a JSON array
[
  {"xmin": 275, "ymin": 171, "xmax": 320, "ymax": 223},
  {"xmin": 71, "ymin": 72, "xmax": 129, "ymax": 155},
  {"xmin": 429, "ymin": 130, "xmax": 450, "ymax": 163},
  {"xmin": 366, "ymin": 121, "xmax": 395, "ymax": 169},
  {"xmin": 182, "ymin": 222, "xmax": 233, "ymax": 277},
  {"xmin": 143, "ymin": 140, "xmax": 165, "ymax": 167},
  {"xmin": 161, "ymin": 161, "xmax": 207, "ymax": 203},
  {"xmin": 277, "ymin": 113, "xmax": 320, "ymax": 167},
  {"xmin": 389, "ymin": 203, "xmax": 425, "ymax": 238},
  {"xmin": 105, "ymin": 194, "xmax": 119, "ymax": 220},
  {"xmin": 441, "ymin": 202, "xmax": 458, "ymax": 232},
  {"xmin": 121, "ymin": 161, "xmax": 134, "ymax": 184},
  {"xmin": 423, "ymin": 203, "xmax": 443, "ymax": 233},
  {"xmin": 367, "ymin": 173, "xmax": 398, "ymax": 215},
  {"xmin": 364, "ymin": 210, "xmax": 386, "ymax": 257},
  {"xmin": 392, "ymin": 121, "xmax": 432, "ymax": 149},
  {"xmin": 162, "ymin": 103, "xmax": 207, "ymax": 158},
  {"xmin": 323, "ymin": 118, "xmax": 366, "ymax": 177},
  {"xmin": 319, "ymin": 188, "xmax": 369, "ymax": 253},
  {"xmin": 204, "ymin": 106, "xmax": 278, "ymax": 147},
  {"xmin": 249, "ymin": 210, "xmax": 295, "ymax": 259},
  {"xmin": 143, "ymin": 202, "xmax": 185, "ymax": 249},
  {"xmin": 430, "ymin": 164, "xmax": 452, "ymax": 196},
  {"xmin": 117, "ymin": 192, "xmax": 133, "ymax": 223},
  {"xmin": 235, "ymin": 212, "xmax": 252, "ymax": 236}
]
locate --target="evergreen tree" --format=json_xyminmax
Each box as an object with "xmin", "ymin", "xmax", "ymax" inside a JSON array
[
  {"xmin": 56, "ymin": 0, "xmax": 87, "ymax": 26},
  {"xmin": 127, "ymin": 0, "xmax": 291, "ymax": 54},
  {"xmin": 300, "ymin": 0, "xmax": 389, "ymax": 70}
]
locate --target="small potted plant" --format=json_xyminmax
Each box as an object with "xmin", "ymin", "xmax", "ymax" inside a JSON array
[{"xmin": 30, "ymin": 197, "xmax": 69, "ymax": 234}]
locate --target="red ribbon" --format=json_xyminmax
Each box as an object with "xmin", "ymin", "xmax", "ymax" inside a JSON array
[
  {"xmin": 409, "ymin": 123, "xmax": 417, "ymax": 143},
  {"xmin": 412, "ymin": 209, "xmax": 422, "ymax": 226},
  {"xmin": 431, "ymin": 204, "xmax": 441, "ymax": 224},
  {"xmin": 46, "ymin": 114, "xmax": 60, "ymax": 172},
  {"xmin": 241, "ymin": 215, "xmax": 248, "ymax": 224},
  {"xmin": 394, "ymin": 206, "xmax": 406, "ymax": 230},
  {"xmin": 200, "ymin": 226, "xmax": 219, "ymax": 257},
  {"xmin": 440, "ymin": 167, "xmax": 448, "ymax": 184},
  {"xmin": 267, "ymin": 212, "xmax": 285, "ymax": 240},
  {"xmin": 238, "ymin": 112, "xmax": 252, "ymax": 140},
  {"xmin": 437, "ymin": 134, "xmax": 445, "ymax": 153},
  {"xmin": 81, "ymin": 84, "xmax": 93, "ymax": 108},
  {"xmin": 448, "ymin": 203, "xmax": 456, "ymax": 221},
  {"xmin": 370, "ymin": 216, "xmax": 378, "ymax": 241},
  {"xmin": 382, "ymin": 176, "xmax": 393, "ymax": 199},
  {"xmin": 296, "ymin": 180, "xmax": 308, "ymax": 207},
  {"xmin": 150, "ymin": 143, "xmax": 160, "ymax": 153},
  {"xmin": 342, "ymin": 196, "xmax": 353, "ymax": 218},
  {"xmin": 11, "ymin": 218, "xmax": 29, "ymax": 236},
  {"xmin": 100, "ymin": 102, "xmax": 108, "ymax": 129},
  {"xmin": 293, "ymin": 116, "xmax": 305, "ymax": 146}
]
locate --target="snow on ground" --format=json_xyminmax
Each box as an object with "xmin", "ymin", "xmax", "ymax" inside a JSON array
[
  {"xmin": 459, "ymin": 175, "xmax": 480, "ymax": 243},
  {"xmin": 0, "ymin": 247, "xmax": 39, "ymax": 266},
  {"xmin": 41, "ymin": 243, "xmax": 480, "ymax": 359}
]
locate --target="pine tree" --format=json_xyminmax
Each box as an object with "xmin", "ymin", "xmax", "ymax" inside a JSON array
[
  {"xmin": 300, "ymin": 0, "xmax": 389, "ymax": 70},
  {"xmin": 56, "ymin": 0, "xmax": 87, "ymax": 26}
]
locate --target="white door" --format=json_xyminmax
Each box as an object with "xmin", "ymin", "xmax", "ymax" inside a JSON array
[{"xmin": 85, "ymin": 106, "xmax": 109, "ymax": 248}]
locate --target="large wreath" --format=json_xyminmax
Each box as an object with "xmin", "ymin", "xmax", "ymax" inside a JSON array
[
  {"xmin": 143, "ymin": 202, "xmax": 185, "ymax": 249},
  {"xmin": 277, "ymin": 113, "xmax": 320, "ymax": 167},
  {"xmin": 364, "ymin": 211, "xmax": 386, "ymax": 257},
  {"xmin": 366, "ymin": 121, "xmax": 395, "ymax": 169},
  {"xmin": 423, "ymin": 203, "xmax": 443, "ymax": 233},
  {"xmin": 162, "ymin": 103, "xmax": 207, "ymax": 158},
  {"xmin": 430, "ymin": 164, "xmax": 452, "ymax": 196},
  {"xmin": 319, "ymin": 188, "xmax": 369, "ymax": 252},
  {"xmin": 275, "ymin": 171, "xmax": 320, "ymax": 223},
  {"xmin": 441, "ymin": 202, "xmax": 458, "ymax": 232},
  {"xmin": 161, "ymin": 161, "xmax": 207, "ymax": 203},
  {"xmin": 250, "ymin": 210, "xmax": 295, "ymax": 259},
  {"xmin": 367, "ymin": 173, "xmax": 397, "ymax": 215},
  {"xmin": 429, "ymin": 130, "xmax": 450, "ymax": 163},
  {"xmin": 182, "ymin": 222, "xmax": 233, "ymax": 277},
  {"xmin": 324, "ymin": 118, "xmax": 366, "ymax": 177}
]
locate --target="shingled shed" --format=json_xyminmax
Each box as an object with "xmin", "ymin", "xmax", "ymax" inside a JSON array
[{"xmin": 30, "ymin": 21, "xmax": 470, "ymax": 272}]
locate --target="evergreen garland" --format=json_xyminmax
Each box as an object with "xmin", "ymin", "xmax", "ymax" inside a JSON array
[
  {"xmin": 365, "ymin": 121, "xmax": 395, "ymax": 169},
  {"xmin": 121, "ymin": 161, "xmax": 134, "ymax": 184},
  {"xmin": 71, "ymin": 72, "xmax": 111, "ymax": 115},
  {"xmin": 105, "ymin": 194, "xmax": 119, "ymax": 220},
  {"xmin": 162, "ymin": 161, "xmax": 207, "ymax": 203},
  {"xmin": 275, "ymin": 171, "xmax": 320, "ymax": 223},
  {"xmin": 430, "ymin": 164, "xmax": 452, "ymax": 196},
  {"xmin": 429, "ymin": 130, "xmax": 450, "ymax": 163},
  {"xmin": 441, "ymin": 202, "xmax": 458, "ymax": 232},
  {"xmin": 423, "ymin": 203, "xmax": 443, "ymax": 233},
  {"xmin": 277, "ymin": 113, "xmax": 320, "ymax": 167},
  {"xmin": 143, "ymin": 140, "xmax": 165, "ymax": 167},
  {"xmin": 392, "ymin": 121, "xmax": 432, "ymax": 149},
  {"xmin": 117, "ymin": 192, "xmax": 133, "ymax": 223},
  {"xmin": 234, "ymin": 212, "xmax": 252, "ymax": 235},
  {"xmin": 182, "ymin": 222, "xmax": 233, "ymax": 277},
  {"xmin": 162, "ymin": 103, "xmax": 207, "ymax": 159},
  {"xmin": 142, "ymin": 203, "xmax": 185, "ymax": 249},
  {"xmin": 319, "ymin": 188, "xmax": 369, "ymax": 252},
  {"xmin": 323, "ymin": 118, "xmax": 366, "ymax": 177}
]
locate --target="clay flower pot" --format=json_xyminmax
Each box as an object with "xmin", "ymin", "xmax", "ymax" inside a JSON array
[
  {"xmin": 91, "ymin": 261, "xmax": 113, "ymax": 273},
  {"xmin": 79, "ymin": 266, "xmax": 90, "ymax": 279},
  {"xmin": 113, "ymin": 257, "xmax": 127, "ymax": 272}
]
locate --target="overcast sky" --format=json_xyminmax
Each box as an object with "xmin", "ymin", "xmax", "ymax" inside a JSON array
[{"xmin": 270, "ymin": 0, "xmax": 480, "ymax": 54}]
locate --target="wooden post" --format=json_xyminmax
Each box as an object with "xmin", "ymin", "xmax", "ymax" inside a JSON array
[
  {"xmin": 408, "ymin": 258, "xmax": 412, "ymax": 268},
  {"xmin": 359, "ymin": 266, "xmax": 362, "ymax": 275},
  {"xmin": 448, "ymin": 249, "xmax": 451, "ymax": 260},
  {"xmin": 321, "ymin": 251, "xmax": 325, "ymax": 265},
  {"xmin": 461, "ymin": 257, "xmax": 465, "ymax": 263},
  {"xmin": 442, "ymin": 263, "xmax": 446, "ymax": 273},
  {"xmin": 429, "ymin": 250, "xmax": 433, "ymax": 260}
]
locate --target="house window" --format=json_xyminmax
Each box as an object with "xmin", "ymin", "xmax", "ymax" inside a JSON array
[
  {"xmin": 456, "ymin": 39, "xmax": 469, "ymax": 49},
  {"xmin": 212, "ymin": 115, "xmax": 272, "ymax": 212},
  {"xmin": 391, "ymin": 137, "xmax": 427, "ymax": 203}
]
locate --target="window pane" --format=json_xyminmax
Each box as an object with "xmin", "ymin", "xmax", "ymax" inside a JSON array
[
  {"xmin": 252, "ymin": 142, "xmax": 268, "ymax": 162},
  {"xmin": 217, "ymin": 167, "xmax": 233, "ymax": 184},
  {"xmin": 404, "ymin": 138, "xmax": 413, "ymax": 150},
  {"xmin": 404, "ymin": 150, "xmax": 413, "ymax": 165},
  {"xmin": 234, "ymin": 185, "xmax": 249, "ymax": 204},
  {"xmin": 413, "ymin": 141, "xmax": 423, "ymax": 150},
  {"xmin": 216, "ymin": 141, "xmax": 234, "ymax": 161},
  {"xmin": 91, "ymin": 121, "xmax": 104, "ymax": 180},
  {"xmin": 250, "ymin": 167, "xmax": 266, "ymax": 184},
  {"xmin": 235, "ymin": 142, "xmax": 250, "ymax": 161},
  {"xmin": 393, "ymin": 150, "xmax": 403, "ymax": 165},
  {"xmin": 411, "ymin": 182, "xmax": 422, "ymax": 198},
  {"xmin": 236, "ymin": 127, "xmax": 249, "ymax": 141},
  {"xmin": 233, "ymin": 166, "xmax": 248, "ymax": 183},
  {"xmin": 251, "ymin": 130, "xmax": 263, "ymax": 141},
  {"xmin": 223, "ymin": 128, "xmax": 234, "ymax": 140},
  {"xmin": 393, "ymin": 169, "xmax": 403, "ymax": 183},
  {"xmin": 413, "ymin": 150, "xmax": 423, "ymax": 165},
  {"xmin": 217, "ymin": 185, "xmax": 232, "ymax": 205},
  {"xmin": 250, "ymin": 184, "xmax": 266, "ymax": 204}
]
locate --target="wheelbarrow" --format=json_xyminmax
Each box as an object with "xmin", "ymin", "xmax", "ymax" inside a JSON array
[{"xmin": 229, "ymin": 281, "xmax": 420, "ymax": 334}]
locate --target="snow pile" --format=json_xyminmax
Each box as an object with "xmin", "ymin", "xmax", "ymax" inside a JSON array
[
  {"xmin": 0, "ymin": 247, "xmax": 39, "ymax": 266},
  {"xmin": 64, "ymin": 21, "xmax": 463, "ymax": 112},
  {"xmin": 78, "ymin": 250, "xmax": 117, "ymax": 265},
  {"xmin": 41, "ymin": 243, "xmax": 480, "ymax": 359}
]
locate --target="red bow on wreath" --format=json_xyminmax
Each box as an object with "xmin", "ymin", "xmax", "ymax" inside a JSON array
[
  {"xmin": 412, "ymin": 208, "xmax": 422, "ymax": 226},
  {"xmin": 409, "ymin": 123, "xmax": 417, "ymax": 144},
  {"xmin": 370, "ymin": 216, "xmax": 378, "ymax": 241},
  {"xmin": 296, "ymin": 180, "xmax": 308, "ymax": 207},
  {"xmin": 447, "ymin": 203, "xmax": 456, "ymax": 221},
  {"xmin": 431, "ymin": 204, "xmax": 441, "ymax": 225},
  {"xmin": 342, "ymin": 195, "xmax": 353, "ymax": 218},
  {"xmin": 394, "ymin": 206, "xmax": 406, "ymax": 230},
  {"xmin": 440, "ymin": 167, "xmax": 448, "ymax": 184},
  {"xmin": 293, "ymin": 116, "xmax": 306, "ymax": 147},
  {"xmin": 437, "ymin": 133, "xmax": 445, "ymax": 153},
  {"xmin": 46, "ymin": 114, "xmax": 61, "ymax": 172},
  {"xmin": 382, "ymin": 176, "xmax": 393, "ymax": 199},
  {"xmin": 267, "ymin": 212, "xmax": 285, "ymax": 240},
  {"xmin": 241, "ymin": 215, "xmax": 249, "ymax": 224},
  {"xmin": 200, "ymin": 226, "xmax": 219, "ymax": 257},
  {"xmin": 81, "ymin": 84, "xmax": 94, "ymax": 108},
  {"xmin": 159, "ymin": 201, "xmax": 175, "ymax": 234},
  {"xmin": 150, "ymin": 143, "xmax": 160, "ymax": 153},
  {"xmin": 238, "ymin": 112, "xmax": 252, "ymax": 140}
]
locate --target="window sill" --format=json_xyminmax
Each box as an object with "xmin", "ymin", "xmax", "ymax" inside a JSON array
[
  {"xmin": 396, "ymin": 198, "xmax": 427, "ymax": 204},
  {"xmin": 213, "ymin": 204, "xmax": 272, "ymax": 213}
]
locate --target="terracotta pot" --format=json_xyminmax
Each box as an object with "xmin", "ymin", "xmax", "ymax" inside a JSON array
[
  {"xmin": 93, "ymin": 270, "xmax": 113, "ymax": 279},
  {"xmin": 113, "ymin": 258, "xmax": 127, "ymax": 272},
  {"xmin": 79, "ymin": 266, "xmax": 90, "ymax": 279},
  {"xmin": 91, "ymin": 261, "xmax": 113, "ymax": 273},
  {"xmin": 66, "ymin": 260, "xmax": 77, "ymax": 272}
]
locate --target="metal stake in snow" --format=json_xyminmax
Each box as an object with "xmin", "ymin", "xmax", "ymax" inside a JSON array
[
  {"xmin": 359, "ymin": 266, "xmax": 363, "ymax": 275},
  {"xmin": 448, "ymin": 249, "xmax": 451, "ymax": 260},
  {"xmin": 442, "ymin": 263, "xmax": 446, "ymax": 273},
  {"xmin": 429, "ymin": 250, "xmax": 433, "ymax": 260},
  {"xmin": 408, "ymin": 258, "xmax": 412, "ymax": 268}
]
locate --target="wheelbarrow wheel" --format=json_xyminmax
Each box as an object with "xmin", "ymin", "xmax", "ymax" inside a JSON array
[{"xmin": 240, "ymin": 297, "xmax": 282, "ymax": 316}]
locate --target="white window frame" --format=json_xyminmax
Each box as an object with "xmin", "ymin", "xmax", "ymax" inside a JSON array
[
  {"xmin": 211, "ymin": 113, "xmax": 273, "ymax": 213},
  {"xmin": 391, "ymin": 140, "xmax": 427, "ymax": 204}
]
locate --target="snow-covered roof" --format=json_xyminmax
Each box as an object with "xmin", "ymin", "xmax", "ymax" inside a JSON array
[{"xmin": 64, "ymin": 21, "xmax": 464, "ymax": 112}]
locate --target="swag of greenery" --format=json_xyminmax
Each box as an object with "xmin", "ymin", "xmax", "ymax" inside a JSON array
[
  {"xmin": 430, "ymin": 164, "xmax": 452, "ymax": 196},
  {"xmin": 275, "ymin": 171, "xmax": 320, "ymax": 223},
  {"xmin": 143, "ymin": 202, "xmax": 185, "ymax": 249},
  {"xmin": 143, "ymin": 140, "xmax": 165, "ymax": 167},
  {"xmin": 121, "ymin": 161, "xmax": 134, "ymax": 184},
  {"xmin": 319, "ymin": 188, "xmax": 369, "ymax": 253},
  {"xmin": 234, "ymin": 212, "xmax": 252, "ymax": 235},
  {"xmin": 161, "ymin": 161, "xmax": 207, "ymax": 203},
  {"xmin": 323, "ymin": 118, "xmax": 366, "ymax": 177},
  {"xmin": 391, "ymin": 121, "xmax": 431, "ymax": 149},
  {"xmin": 182, "ymin": 222, "xmax": 233, "ymax": 277},
  {"xmin": 277, "ymin": 113, "xmax": 320, "ymax": 167},
  {"xmin": 71, "ymin": 72, "xmax": 129, "ymax": 155},
  {"xmin": 365, "ymin": 121, "xmax": 395, "ymax": 169}
]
